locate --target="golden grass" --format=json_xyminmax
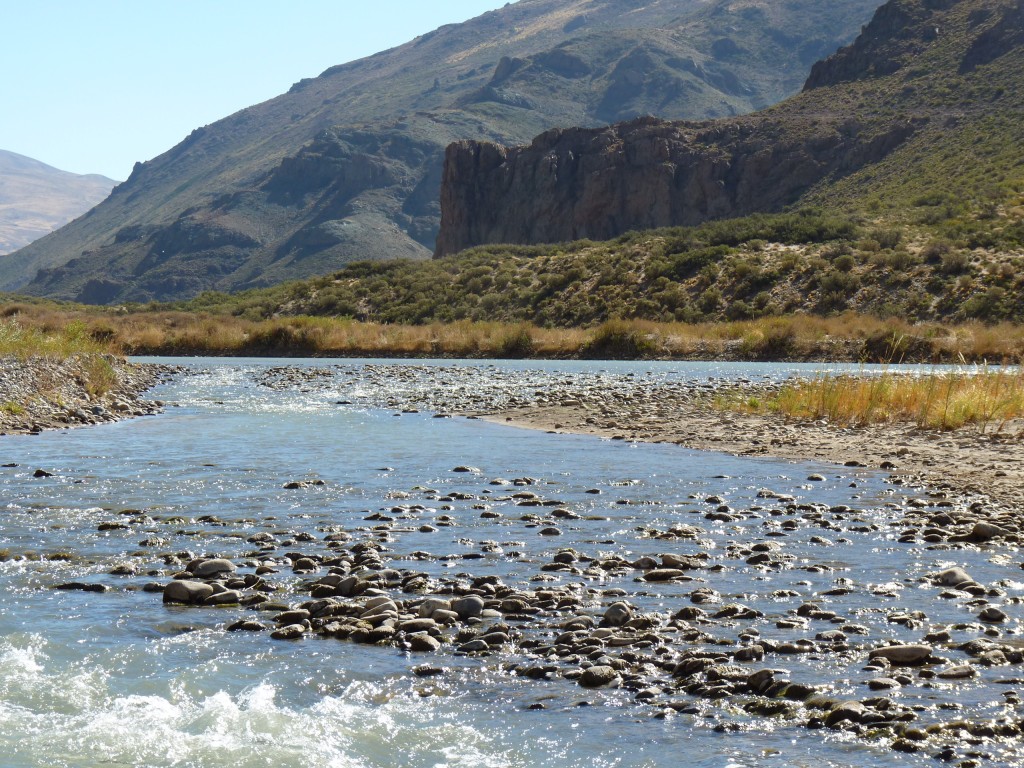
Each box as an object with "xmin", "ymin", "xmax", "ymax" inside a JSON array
[
  {"xmin": 0, "ymin": 318, "xmax": 115, "ymax": 359},
  {"xmin": 3, "ymin": 301, "xmax": 1024, "ymax": 363},
  {"xmin": 737, "ymin": 367, "xmax": 1024, "ymax": 431}
]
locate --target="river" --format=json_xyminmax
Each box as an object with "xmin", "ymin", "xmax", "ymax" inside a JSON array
[{"xmin": 0, "ymin": 359, "xmax": 1018, "ymax": 767}]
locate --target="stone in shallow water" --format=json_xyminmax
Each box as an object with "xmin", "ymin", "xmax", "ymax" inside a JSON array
[
  {"xmin": 270, "ymin": 623, "xmax": 307, "ymax": 640},
  {"xmin": 189, "ymin": 558, "xmax": 236, "ymax": 578},
  {"xmin": 579, "ymin": 665, "xmax": 619, "ymax": 688},
  {"xmin": 163, "ymin": 580, "xmax": 214, "ymax": 605},
  {"xmin": 868, "ymin": 644, "xmax": 933, "ymax": 665},
  {"xmin": 451, "ymin": 595, "xmax": 484, "ymax": 620},
  {"xmin": 867, "ymin": 677, "xmax": 901, "ymax": 690},
  {"xmin": 603, "ymin": 601, "xmax": 633, "ymax": 627},
  {"xmin": 937, "ymin": 664, "xmax": 976, "ymax": 680},
  {"xmin": 824, "ymin": 700, "xmax": 866, "ymax": 727},
  {"xmin": 979, "ymin": 607, "xmax": 1008, "ymax": 623},
  {"xmin": 933, "ymin": 566, "xmax": 974, "ymax": 587},
  {"xmin": 408, "ymin": 633, "xmax": 441, "ymax": 652}
]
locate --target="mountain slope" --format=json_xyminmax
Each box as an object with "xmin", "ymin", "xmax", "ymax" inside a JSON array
[
  {"xmin": 7, "ymin": 0, "xmax": 879, "ymax": 303},
  {"xmin": 0, "ymin": 151, "xmax": 115, "ymax": 256},
  {"xmin": 436, "ymin": 0, "xmax": 1023, "ymax": 254}
]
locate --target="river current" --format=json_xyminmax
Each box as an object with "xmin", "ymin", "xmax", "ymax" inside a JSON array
[{"xmin": 0, "ymin": 359, "xmax": 1018, "ymax": 767}]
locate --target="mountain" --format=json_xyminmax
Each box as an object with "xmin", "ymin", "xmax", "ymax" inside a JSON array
[
  {"xmin": 5, "ymin": 0, "xmax": 880, "ymax": 303},
  {"xmin": 436, "ymin": 0, "xmax": 1024, "ymax": 255},
  {"xmin": 0, "ymin": 151, "xmax": 115, "ymax": 256}
]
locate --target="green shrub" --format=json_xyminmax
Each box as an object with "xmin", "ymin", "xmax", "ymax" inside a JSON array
[{"xmin": 580, "ymin": 320, "xmax": 657, "ymax": 359}]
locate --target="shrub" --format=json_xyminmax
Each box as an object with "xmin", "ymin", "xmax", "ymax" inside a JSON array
[
  {"xmin": 580, "ymin": 320, "xmax": 657, "ymax": 359},
  {"xmin": 921, "ymin": 239, "xmax": 954, "ymax": 263},
  {"xmin": 871, "ymin": 228, "xmax": 903, "ymax": 249},
  {"xmin": 940, "ymin": 250, "xmax": 971, "ymax": 274},
  {"xmin": 494, "ymin": 325, "xmax": 536, "ymax": 358}
]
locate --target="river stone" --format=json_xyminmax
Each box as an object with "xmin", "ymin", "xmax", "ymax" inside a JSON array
[
  {"xmin": 190, "ymin": 558, "xmax": 236, "ymax": 579},
  {"xmin": 407, "ymin": 633, "xmax": 441, "ymax": 652},
  {"xmin": 204, "ymin": 590, "xmax": 242, "ymax": 605},
  {"xmin": 275, "ymin": 609, "xmax": 311, "ymax": 624},
  {"xmin": 227, "ymin": 620, "xmax": 267, "ymax": 632},
  {"xmin": 431, "ymin": 609, "xmax": 460, "ymax": 626},
  {"xmin": 270, "ymin": 623, "xmax": 307, "ymax": 640},
  {"xmin": 451, "ymin": 595, "xmax": 485, "ymax": 620},
  {"xmin": 163, "ymin": 580, "xmax": 214, "ymax": 604},
  {"xmin": 868, "ymin": 644, "xmax": 933, "ymax": 665},
  {"xmin": 934, "ymin": 566, "xmax": 974, "ymax": 587},
  {"xmin": 979, "ymin": 607, "xmax": 1008, "ymax": 623},
  {"xmin": 967, "ymin": 521, "xmax": 1008, "ymax": 542},
  {"xmin": 399, "ymin": 618, "xmax": 437, "ymax": 634},
  {"xmin": 824, "ymin": 701, "xmax": 866, "ymax": 727},
  {"xmin": 603, "ymin": 601, "xmax": 633, "ymax": 627},
  {"xmin": 937, "ymin": 664, "xmax": 977, "ymax": 680},
  {"xmin": 867, "ymin": 677, "xmax": 901, "ymax": 690},
  {"xmin": 643, "ymin": 568, "xmax": 686, "ymax": 582},
  {"xmin": 746, "ymin": 669, "xmax": 776, "ymax": 692},
  {"xmin": 579, "ymin": 665, "xmax": 619, "ymax": 688}
]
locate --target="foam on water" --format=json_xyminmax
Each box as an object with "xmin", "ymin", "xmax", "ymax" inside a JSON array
[{"xmin": 0, "ymin": 635, "xmax": 526, "ymax": 768}]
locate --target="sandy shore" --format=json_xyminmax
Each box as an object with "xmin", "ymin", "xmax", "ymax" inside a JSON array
[{"xmin": 485, "ymin": 395, "xmax": 1024, "ymax": 513}]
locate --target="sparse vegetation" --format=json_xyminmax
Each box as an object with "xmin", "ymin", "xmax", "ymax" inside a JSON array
[
  {"xmin": 729, "ymin": 367, "xmax": 1024, "ymax": 431},
  {"xmin": 0, "ymin": 317, "xmax": 115, "ymax": 359}
]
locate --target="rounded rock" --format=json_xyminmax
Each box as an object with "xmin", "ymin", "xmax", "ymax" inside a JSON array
[{"xmin": 163, "ymin": 580, "xmax": 215, "ymax": 605}]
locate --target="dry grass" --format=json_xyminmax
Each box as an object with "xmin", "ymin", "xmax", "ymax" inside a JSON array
[
  {"xmin": 0, "ymin": 318, "xmax": 115, "ymax": 359},
  {"xmin": 3, "ymin": 301, "xmax": 1024, "ymax": 363},
  {"xmin": 741, "ymin": 367, "xmax": 1024, "ymax": 431}
]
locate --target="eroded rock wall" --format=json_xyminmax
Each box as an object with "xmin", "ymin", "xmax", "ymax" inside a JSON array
[{"xmin": 435, "ymin": 115, "xmax": 918, "ymax": 256}]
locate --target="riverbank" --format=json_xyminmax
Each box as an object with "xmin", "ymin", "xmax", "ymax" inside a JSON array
[
  {"xmin": 484, "ymin": 389, "xmax": 1024, "ymax": 514},
  {"xmin": 0, "ymin": 354, "xmax": 169, "ymax": 434}
]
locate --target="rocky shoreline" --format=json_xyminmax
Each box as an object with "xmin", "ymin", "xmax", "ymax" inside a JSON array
[
  {"xmin": 485, "ymin": 389, "xmax": 1024, "ymax": 516},
  {"xmin": 0, "ymin": 354, "xmax": 172, "ymax": 435}
]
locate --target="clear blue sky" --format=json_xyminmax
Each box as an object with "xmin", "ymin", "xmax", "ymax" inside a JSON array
[{"xmin": 1, "ymin": 1, "xmax": 509, "ymax": 180}]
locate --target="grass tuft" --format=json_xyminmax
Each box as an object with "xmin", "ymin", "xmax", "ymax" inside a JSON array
[{"xmin": 734, "ymin": 367, "xmax": 1024, "ymax": 431}]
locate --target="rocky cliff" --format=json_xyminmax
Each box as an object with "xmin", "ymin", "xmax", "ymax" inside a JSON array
[
  {"xmin": 3, "ymin": 0, "xmax": 879, "ymax": 303},
  {"xmin": 435, "ymin": 0, "xmax": 1023, "ymax": 256},
  {"xmin": 436, "ymin": 114, "xmax": 918, "ymax": 255}
]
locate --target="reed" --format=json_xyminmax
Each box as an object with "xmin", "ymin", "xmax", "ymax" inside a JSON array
[
  {"xmin": 0, "ymin": 318, "xmax": 115, "ymax": 359},
  {"xmin": 745, "ymin": 367, "xmax": 1024, "ymax": 431}
]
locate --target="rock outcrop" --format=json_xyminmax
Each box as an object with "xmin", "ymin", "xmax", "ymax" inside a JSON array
[{"xmin": 435, "ymin": 114, "xmax": 918, "ymax": 256}]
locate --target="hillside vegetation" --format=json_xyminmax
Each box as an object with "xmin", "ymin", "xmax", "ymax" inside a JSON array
[{"xmin": 164, "ymin": 207, "xmax": 1024, "ymax": 329}]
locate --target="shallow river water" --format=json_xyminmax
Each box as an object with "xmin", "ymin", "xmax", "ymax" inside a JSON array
[{"xmin": 0, "ymin": 359, "xmax": 1019, "ymax": 767}]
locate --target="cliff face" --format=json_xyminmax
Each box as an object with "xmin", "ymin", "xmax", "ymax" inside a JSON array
[
  {"xmin": 436, "ymin": 0, "xmax": 1023, "ymax": 256},
  {"xmin": 436, "ymin": 115, "xmax": 918, "ymax": 256}
]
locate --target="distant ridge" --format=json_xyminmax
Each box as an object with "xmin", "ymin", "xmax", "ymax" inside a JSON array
[
  {"xmin": 4, "ymin": 0, "xmax": 879, "ymax": 303},
  {"xmin": 0, "ymin": 150, "xmax": 115, "ymax": 256}
]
